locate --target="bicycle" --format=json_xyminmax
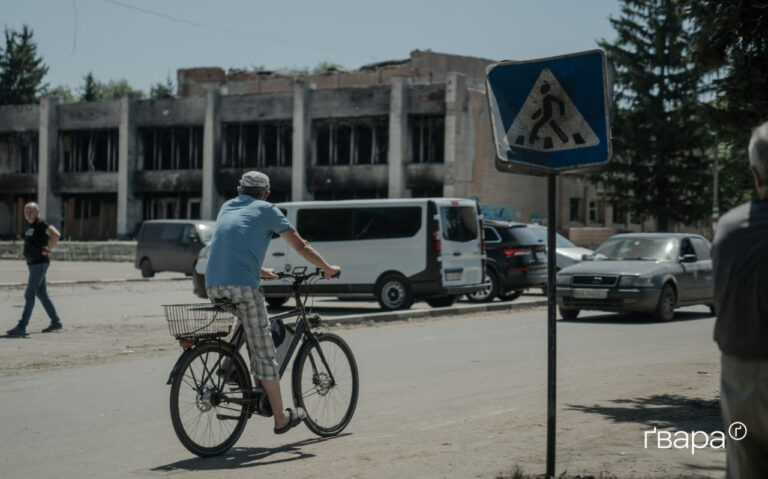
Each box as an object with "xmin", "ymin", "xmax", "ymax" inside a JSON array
[{"xmin": 163, "ymin": 267, "xmax": 359, "ymax": 457}]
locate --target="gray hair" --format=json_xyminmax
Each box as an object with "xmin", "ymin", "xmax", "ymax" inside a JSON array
[
  {"xmin": 240, "ymin": 185, "xmax": 269, "ymax": 198},
  {"xmin": 749, "ymin": 121, "xmax": 768, "ymax": 182}
]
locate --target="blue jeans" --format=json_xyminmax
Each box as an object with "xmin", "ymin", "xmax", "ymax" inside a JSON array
[{"xmin": 19, "ymin": 262, "xmax": 61, "ymax": 328}]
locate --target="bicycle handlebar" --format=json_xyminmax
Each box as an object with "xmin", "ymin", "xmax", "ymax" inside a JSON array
[{"xmin": 277, "ymin": 268, "xmax": 340, "ymax": 281}]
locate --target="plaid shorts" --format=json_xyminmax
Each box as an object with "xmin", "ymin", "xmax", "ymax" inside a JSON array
[{"xmin": 206, "ymin": 285, "xmax": 279, "ymax": 381}]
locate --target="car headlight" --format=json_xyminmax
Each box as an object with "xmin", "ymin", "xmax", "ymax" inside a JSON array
[
  {"xmin": 619, "ymin": 275, "xmax": 654, "ymax": 287},
  {"xmin": 556, "ymin": 274, "xmax": 571, "ymax": 286}
]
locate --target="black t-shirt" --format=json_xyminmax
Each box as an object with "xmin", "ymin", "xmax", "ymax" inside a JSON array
[
  {"xmin": 712, "ymin": 199, "xmax": 768, "ymax": 358},
  {"xmin": 23, "ymin": 219, "xmax": 51, "ymax": 265}
]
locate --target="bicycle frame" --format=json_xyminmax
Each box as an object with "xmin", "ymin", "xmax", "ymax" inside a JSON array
[{"xmin": 167, "ymin": 271, "xmax": 337, "ymax": 392}]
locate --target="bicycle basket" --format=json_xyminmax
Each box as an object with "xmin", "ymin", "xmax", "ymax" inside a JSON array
[{"xmin": 163, "ymin": 303, "xmax": 235, "ymax": 339}]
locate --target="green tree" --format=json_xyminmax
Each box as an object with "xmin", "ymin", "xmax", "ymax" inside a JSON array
[
  {"xmin": 78, "ymin": 73, "xmax": 142, "ymax": 102},
  {"xmin": 680, "ymin": 0, "xmax": 768, "ymax": 211},
  {"xmin": 47, "ymin": 85, "xmax": 76, "ymax": 103},
  {"xmin": 79, "ymin": 72, "xmax": 101, "ymax": 102},
  {"xmin": 0, "ymin": 25, "xmax": 49, "ymax": 105},
  {"xmin": 597, "ymin": 0, "xmax": 711, "ymax": 231},
  {"xmin": 149, "ymin": 74, "xmax": 175, "ymax": 99}
]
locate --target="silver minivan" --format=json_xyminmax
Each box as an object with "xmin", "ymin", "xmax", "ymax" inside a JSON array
[
  {"xmin": 262, "ymin": 198, "xmax": 485, "ymax": 310},
  {"xmin": 134, "ymin": 220, "xmax": 215, "ymax": 277}
]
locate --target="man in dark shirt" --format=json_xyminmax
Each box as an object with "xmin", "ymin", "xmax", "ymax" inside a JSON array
[
  {"xmin": 712, "ymin": 121, "xmax": 768, "ymax": 478},
  {"xmin": 6, "ymin": 202, "xmax": 63, "ymax": 337}
]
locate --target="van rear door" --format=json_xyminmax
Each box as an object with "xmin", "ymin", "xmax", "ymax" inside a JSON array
[{"xmin": 435, "ymin": 200, "xmax": 483, "ymax": 289}]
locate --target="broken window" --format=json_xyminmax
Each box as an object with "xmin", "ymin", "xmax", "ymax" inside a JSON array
[
  {"xmin": 142, "ymin": 194, "xmax": 202, "ymax": 220},
  {"xmin": 410, "ymin": 115, "xmax": 444, "ymax": 164},
  {"xmin": 221, "ymin": 121, "xmax": 292, "ymax": 168},
  {"xmin": 313, "ymin": 189, "xmax": 386, "ymax": 201},
  {"xmin": 139, "ymin": 126, "xmax": 203, "ymax": 170},
  {"xmin": 60, "ymin": 129, "xmax": 119, "ymax": 172},
  {"xmin": 313, "ymin": 117, "xmax": 388, "ymax": 166},
  {"xmin": 61, "ymin": 194, "xmax": 117, "ymax": 239},
  {"xmin": 0, "ymin": 131, "xmax": 39, "ymax": 173}
]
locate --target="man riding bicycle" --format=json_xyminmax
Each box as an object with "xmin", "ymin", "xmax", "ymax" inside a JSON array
[{"xmin": 205, "ymin": 171, "xmax": 341, "ymax": 435}]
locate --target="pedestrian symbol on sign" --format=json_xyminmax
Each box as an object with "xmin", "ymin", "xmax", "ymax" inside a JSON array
[{"xmin": 507, "ymin": 68, "xmax": 599, "ymax": 153}]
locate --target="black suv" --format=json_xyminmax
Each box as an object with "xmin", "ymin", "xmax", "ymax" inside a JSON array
[{"xmin": 467, "ymin": 220, "xmax": 547, "ymax": 303}]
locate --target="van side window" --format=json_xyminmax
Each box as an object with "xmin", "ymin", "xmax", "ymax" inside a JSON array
[
  {"xmin": 181, "ymin": 224, "xmax": 197, "ymax": 244},
  {"xmin": 297, "ymin": 209, "xmax": 354, "ymax": 242},
  {"xmin": 354, "ymin": 207, "xmax": 421, "ymax": 239},
  {"xmin": 141, "ymin": 223, "xmax": 163, "ymax": 241},
  {"xmin": 161, "ymin": 224, "xmax": 183, "ymax": 241},
  {"xmin": 441, "ymin": 206, "xmax": 478, "ymax": 242}
]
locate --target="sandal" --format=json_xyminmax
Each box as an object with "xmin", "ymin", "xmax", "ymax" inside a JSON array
[{"xmin": 274, "ymin": 407, "xmax": 307, "ymax": 435}]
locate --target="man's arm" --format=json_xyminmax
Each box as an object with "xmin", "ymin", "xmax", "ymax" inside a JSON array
[
  {"xmin": 280, "ymin": 228, "xmax": 341, "ymax": 279},
  {"xmin": 43, "ymin": 225, "xmax": 61, "ymax": 256}
]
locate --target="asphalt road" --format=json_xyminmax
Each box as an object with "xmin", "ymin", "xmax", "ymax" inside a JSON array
[{"xmin": 0, "ymin": 278, "xmax": 724, "ymax": 478}]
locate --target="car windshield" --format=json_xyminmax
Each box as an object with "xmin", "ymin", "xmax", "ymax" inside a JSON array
[
  {"xmin": 589, "ymin": 237, "xmax": 678, "ymax": 262},
  {"xmin": 529, "ymin": 226, "xmax": 577, "ymax": 248}
]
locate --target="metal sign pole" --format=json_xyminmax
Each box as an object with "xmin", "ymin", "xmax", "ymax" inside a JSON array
[{"xmin": 546, "ymin": 172, "xmax": 557, "ymax": 478}]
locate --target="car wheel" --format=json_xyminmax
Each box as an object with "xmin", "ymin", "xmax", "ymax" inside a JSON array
[
  {"xmin": 426, "ymin": 296, "xmax": 457, "ymax": 308},
  {"xmin": 266, "ymin": 297, "xmax": 289, "ymax": 308},
  {"xmin": 375, "ymin": 274, "xmax": 414, "ymax": 311},
  {"xmin": 140, "ymin": 258, "xmax": 155, "ymax": 278},
  {"xmin": 466, "ymin": 270, "xmax": 499, "ymax": 303},
  {"xmin": 559, "ymin": 307, "xmax": 580, "ymax": 320},
  {"xmin": 653, "ymin": 284, "xmax": 677, "ymax": 321},
  {"xmin": 499, "ymin": 290, "xmax": 523, "ymax": 301}
]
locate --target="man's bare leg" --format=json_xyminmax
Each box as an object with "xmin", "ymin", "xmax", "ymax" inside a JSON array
[{"xmin": 261, "ymin": 378, "xmax": 291, "ymax": 429}]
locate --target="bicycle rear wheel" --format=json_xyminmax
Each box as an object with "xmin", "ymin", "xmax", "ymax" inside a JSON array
[
  {"xmin": 170, "ymin": 341, "xmax": 252, "ymax": 457},
  {"xmin": 292, "ymin": 333, "xmax": 359, "ymax": 436}
]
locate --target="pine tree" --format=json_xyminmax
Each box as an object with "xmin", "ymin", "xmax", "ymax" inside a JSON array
[
  {"xmin": 680, "ymin": 0, "xmax": 768, "ymax": 210},
  {"xmin": 597, "ymin": 0, "xmax": 711, "ymax": 231},
  {"xmin": 79, "ymin": 72, "xmax": 101, "ymax": 102},
  {"xmin": 0, "ymin": 25, "xmax": 49, "ymax": 105},
  {"xmin": 149, "ymin": 74, "xmax": 175, "ymax": 99}
]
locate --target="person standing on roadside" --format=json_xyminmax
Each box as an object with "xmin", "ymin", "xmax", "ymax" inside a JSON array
[
  {"xmin": 712, "ymin": 121, "xmax": 768, "ymax": 478},
  {"xmin": 6, "ymin": 203, "xmax": 63, "ymax": 337}
]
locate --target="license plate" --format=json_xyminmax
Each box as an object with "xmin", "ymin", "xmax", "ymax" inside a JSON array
[
  {"xmin": 445, "ymin": 271, "xmax": 462, "ymax": 281},
  {"xmin": 573, "ymin": 288, "xmax": 608, "ymax": 299}
]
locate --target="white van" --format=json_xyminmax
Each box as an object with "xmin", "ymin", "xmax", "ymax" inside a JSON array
[{"xmin": 261, "ymin": 198, "xmax": 485, "ymax": 310}]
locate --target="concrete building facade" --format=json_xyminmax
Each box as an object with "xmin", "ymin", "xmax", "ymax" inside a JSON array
[{"xmin": 0, "ymin": 50, "xmax": 637, "ymax": 242}]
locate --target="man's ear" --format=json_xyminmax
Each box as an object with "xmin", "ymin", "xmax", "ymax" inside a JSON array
[{"xmin": 237, "ymin": 185, "xmax": 242, "ymax": 195}]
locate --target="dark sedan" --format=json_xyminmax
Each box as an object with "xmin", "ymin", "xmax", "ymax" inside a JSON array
[{"xmin": 556, "ymin": 233, "xmax": 714, "ymax": 321}]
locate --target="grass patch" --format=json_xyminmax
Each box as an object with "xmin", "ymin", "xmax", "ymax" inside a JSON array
[{"xmin": 496, "ymin": 466, "xmax": 618, "ymax": 479}]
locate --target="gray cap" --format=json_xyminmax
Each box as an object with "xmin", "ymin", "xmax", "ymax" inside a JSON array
[{"xmin": 239, "ymin": 171, "xmax": 270, "ymax": 188}]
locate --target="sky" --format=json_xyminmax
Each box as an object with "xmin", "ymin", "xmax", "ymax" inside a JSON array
[{"xmin": 2, "ymin": 0, "xmax": 623, "ymax": 95}]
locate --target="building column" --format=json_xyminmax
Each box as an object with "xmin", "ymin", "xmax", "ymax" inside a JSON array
[
  {"xmin": 202, "ymin": 87, "xmax": 223, "ymax": 219},
  {"xmin": 387, "ymin": 77, "xmax": 408, "ymax": 198},
  {"xmin": 292, "ymin": 81, "xmax": 311, "ymax": 201},
  {"xmin": 37, "ymin": 95, "xmax": 61, "ymax": 228},
  {"xmin": 443, "ymin": 73, "xmax": 469, "ymax": 198},
  {"xmin": 117, "ymin": 94, "xmax": 140, "ymax": 238}
]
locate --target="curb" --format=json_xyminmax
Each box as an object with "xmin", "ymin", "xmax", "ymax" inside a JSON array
[
  {"xmin": 0, "ymin": 277, "xmax": 190, "ymax": 289},
  {"xmin": 323, "ymin": 299, "xmax": 549, "ymax": 326}
]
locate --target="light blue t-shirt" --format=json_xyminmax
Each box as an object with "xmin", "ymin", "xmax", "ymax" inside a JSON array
[{"xmin": 205, "ymin": 195, "xmax": 292, "ymax": 288}]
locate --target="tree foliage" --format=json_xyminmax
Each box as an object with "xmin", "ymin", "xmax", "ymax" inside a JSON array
[
  {"xmin": 0, "ymin": 25, "xmax": 48, "ymax": 105},
  {"xmin": 78, "ymin": 72, "xmax": 143, "ymax": 102},
  {"xmin": 47, "ymin": 85, "xmax": 77, "ymax": 103},
  {"xmin": 679, "ymin": 0, "xmax": 768, "ymax": 211},
  {"xmin": 149, "ymin": 74, "xmax": 175, "ymax": 99},
  {"xmin": 597, "ymin": 0, "xmax": 711, "ymax": 231}
]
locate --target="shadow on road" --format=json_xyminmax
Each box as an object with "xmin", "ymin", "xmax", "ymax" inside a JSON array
[
  {"xmin": 150, "ymin": 434, "xmax": 349, "ymax": 472},
  {"xmin": 559, "ymin": 310, "xmax": 714, "ymax": 325},
  {"xmin": 566, "ymin": 393, "xmax": 722, "ymax": 432}
]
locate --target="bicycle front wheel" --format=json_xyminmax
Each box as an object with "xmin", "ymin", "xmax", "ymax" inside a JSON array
[
  {"xmin": 170, "ymin": 341, "xmax": 252, "ymax": 457},
  {"xmin": 292, "ymin": 333, "xmax": 359, "ymax": 436}
]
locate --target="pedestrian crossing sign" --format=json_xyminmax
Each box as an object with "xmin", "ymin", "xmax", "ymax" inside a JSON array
[{"xmin": 486, "ymin": 50, "xmax": 612, "ymax": 175}]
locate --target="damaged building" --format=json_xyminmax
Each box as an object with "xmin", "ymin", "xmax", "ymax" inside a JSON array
[{"xmin": 0, "ymin": 50, "xmax": 622, "ymax": 240}]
